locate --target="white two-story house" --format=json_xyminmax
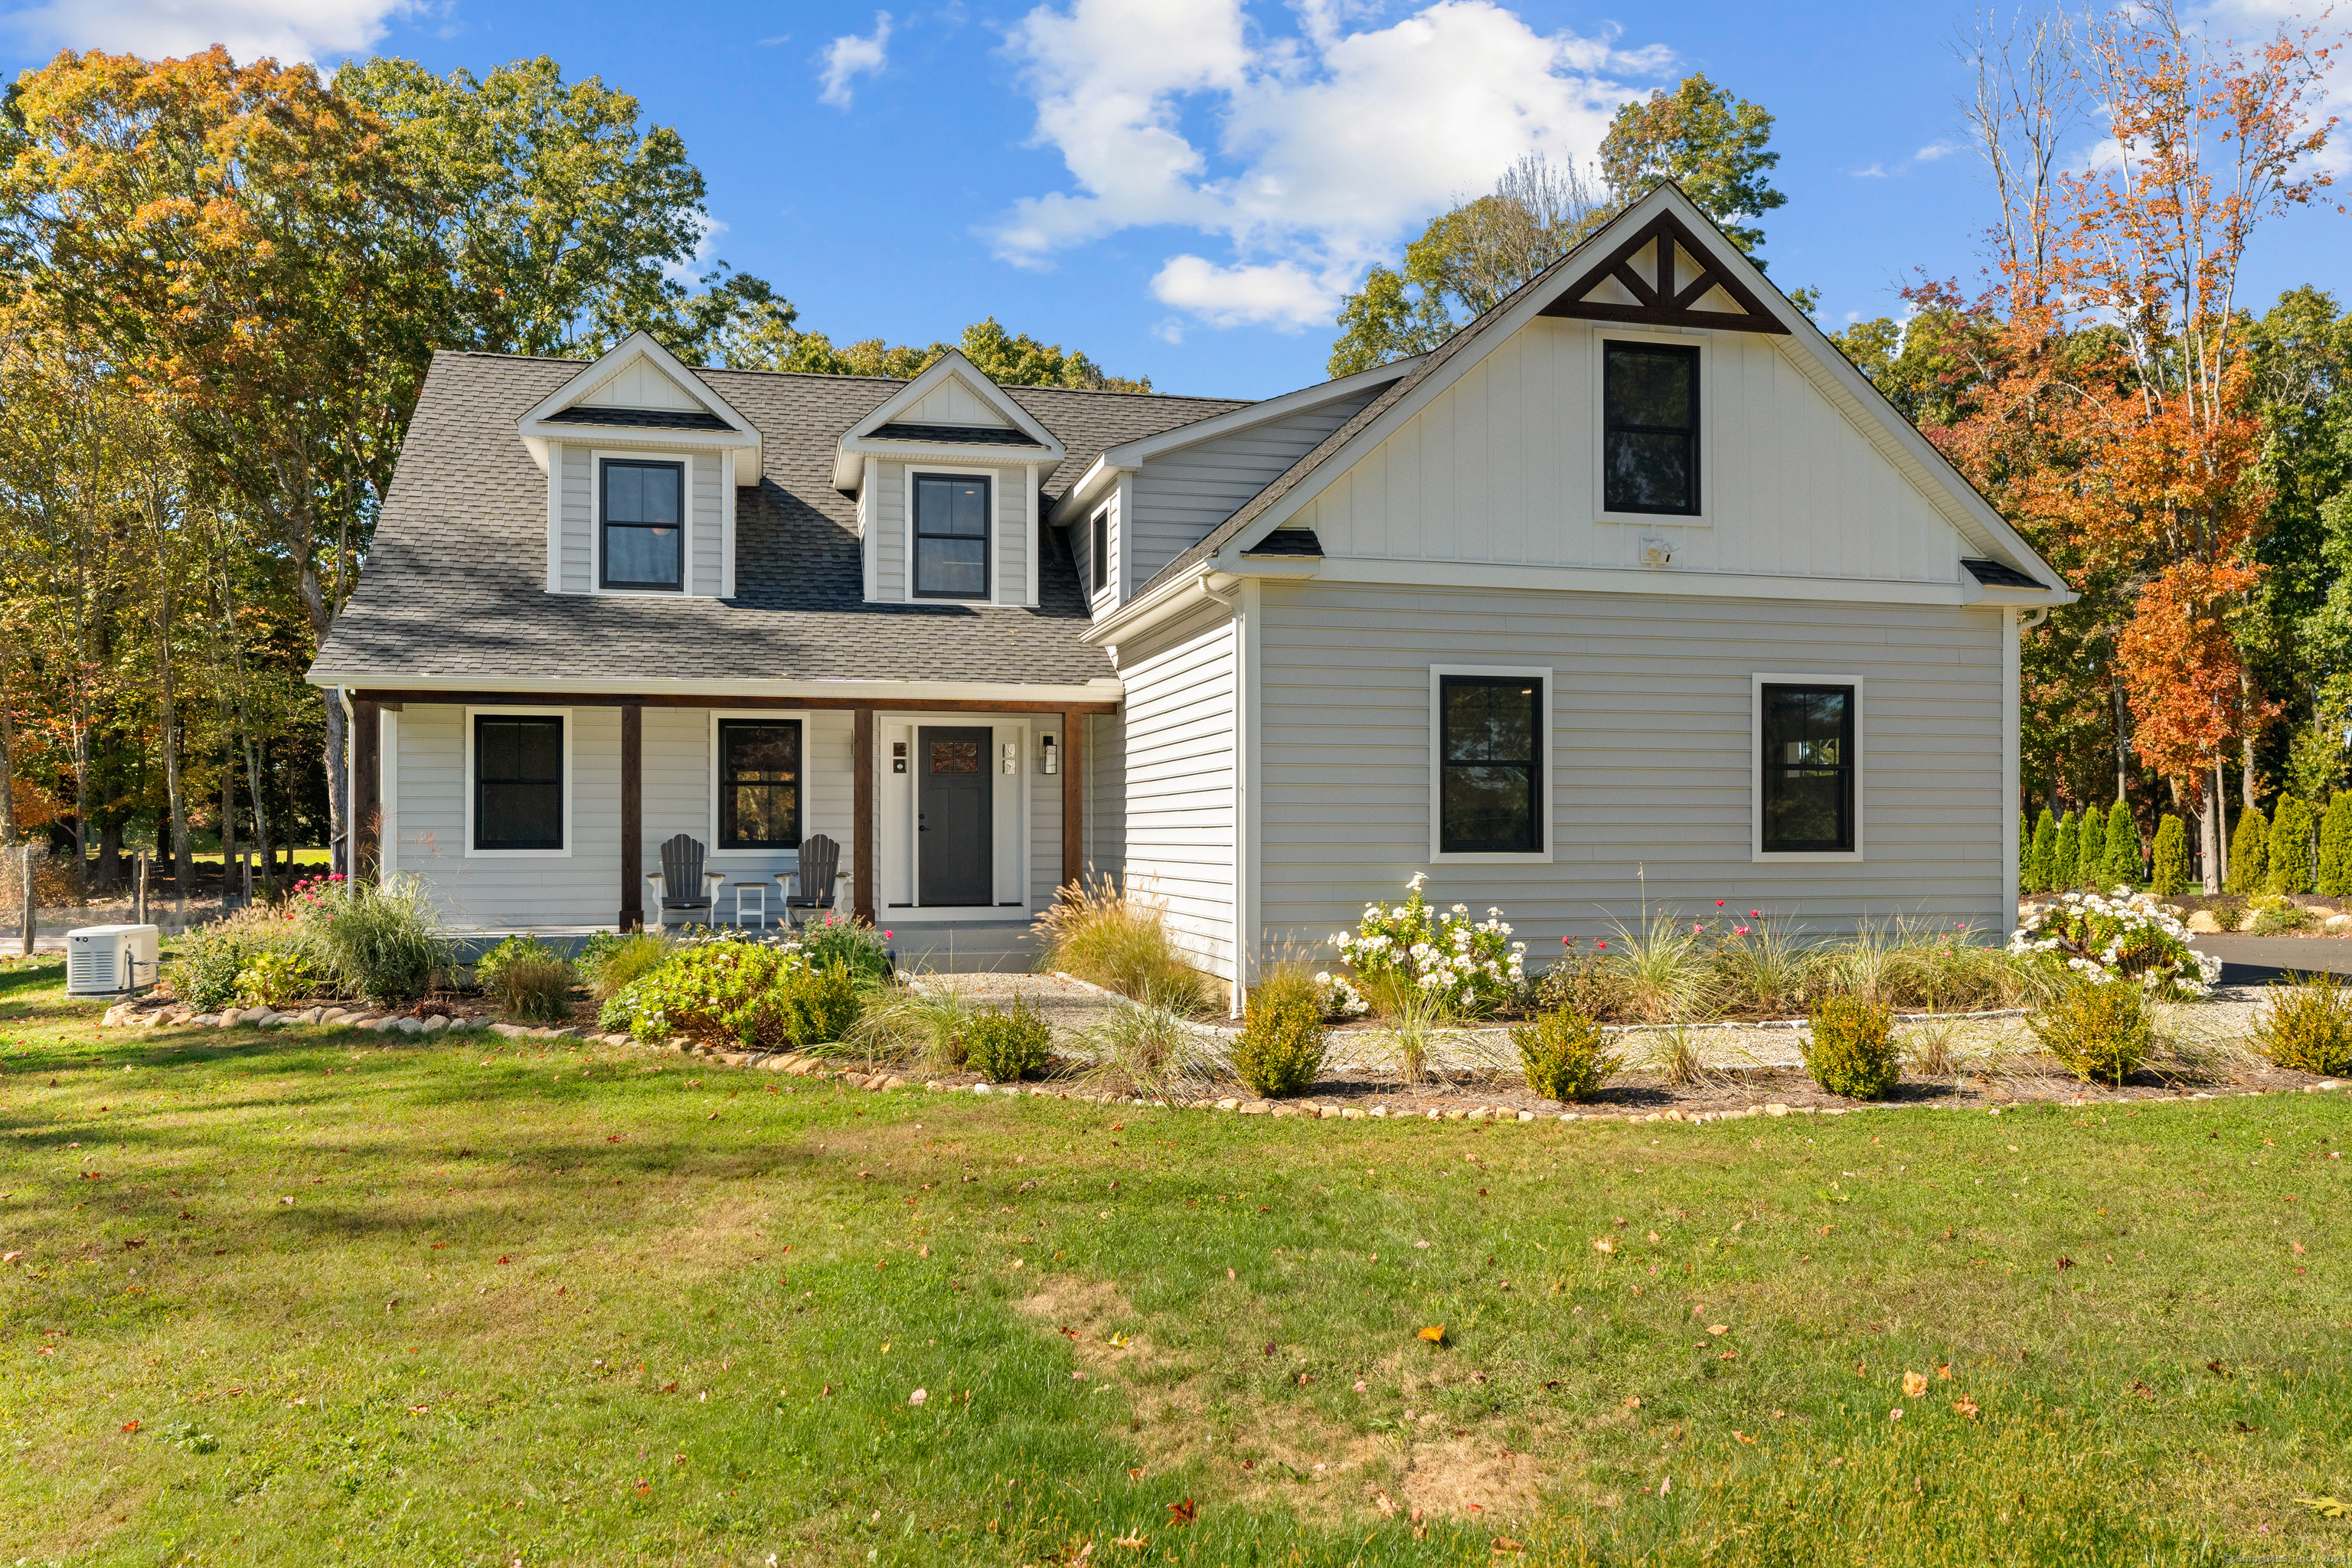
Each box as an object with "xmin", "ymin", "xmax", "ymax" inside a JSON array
[{"xmin": 308, "ymin": 182, "xmax": 2069, "ymax": 988}]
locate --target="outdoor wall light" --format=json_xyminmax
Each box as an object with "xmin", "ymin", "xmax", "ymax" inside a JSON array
[{"xmin": 1040, "ymin": 733, "xmax": 1059, "ymax": 774}]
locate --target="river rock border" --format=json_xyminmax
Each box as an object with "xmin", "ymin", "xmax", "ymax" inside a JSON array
[{"xmin": 102, "ymin": 998, "xmax": 578, "ymax": 1041}]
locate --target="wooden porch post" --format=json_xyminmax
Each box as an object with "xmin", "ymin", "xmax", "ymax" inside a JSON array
[
  {"xmin": 853, "ymin": 707, "xmax": 876, "ymax": 923},
  {"xmin": 1061, "ymin": 711, "xmax": 1086, "ymax": 892},
  {"xmin": 351, "ymin": 697, "xmax": 381, "ymax": 883},
  {"xmin": 619, "ymin": 702, "xmax": 643, "ymax": 930}
]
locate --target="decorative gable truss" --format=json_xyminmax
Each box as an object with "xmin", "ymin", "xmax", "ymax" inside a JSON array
[
  {"xmin": 1538, "ymin": 208, "xmax": 1788, "ymax": 335},
  {"xmin": 832, "ymin": 351, "xmax": 1068, "ymax": 608},
  {"xmin": 517, "ymin": 331, "xmax": 762, "ymax": 599}
]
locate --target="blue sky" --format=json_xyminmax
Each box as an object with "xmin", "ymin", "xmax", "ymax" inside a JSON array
[{"xmin": 5, "ymin": 0, "xmax": 2345, "ymax": 398}]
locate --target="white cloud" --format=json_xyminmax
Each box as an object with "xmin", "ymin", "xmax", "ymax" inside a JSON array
[
  {"xmin": 1914, "ymin": 138, "xmax": 1965, "ymax": 162},
  {"xmin": 1851, "ymin": 163, "xmax": 1888, "ymax": 178},
  {"xmin": 663, "ymin": 212, "xmax": 728, "ymax": 285},
  {"xmin": 1, "ymin": 0, "xmax": 414, "ymax": 61},
  {"xmin": 818, "ymin": 11, "xmax": 893, "ymax": 109},
  {"xmin": 992, "ymin": 0, "xmax": 1672, "ymax": 327}
]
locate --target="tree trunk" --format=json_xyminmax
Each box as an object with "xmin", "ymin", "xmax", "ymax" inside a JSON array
[
  {"xmin": 2112, "ymin": 671, "xmax": 2129, "ymax": 804},
  {"xmin": 324, "ymin": 689, "xmax": 348, "ymax": 878},
  {"xmin": 241, "ymin": 726, "xmax": 274, "ymax": 899},
  {"xmin": 2201, "ymin": 761, "xmax": 2224, "ymax": 893},
  {"xmin": 220, "ymin": 740, "xmax": 237, "ymax": 902},
  {"xmin": 96, "ymin": 822, "xmax": 121, "ymax": 897},
  {"xmin": 0, "ymin": 629, "xmax": 14, "ymax": 848}
]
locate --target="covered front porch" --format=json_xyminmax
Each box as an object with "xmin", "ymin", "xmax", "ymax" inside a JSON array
[{"xmin": 347, "ymin": 687, "xmax": 1109, "ymax": 947}]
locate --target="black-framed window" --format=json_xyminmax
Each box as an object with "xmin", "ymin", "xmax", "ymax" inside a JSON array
[
  {"xmin": 718, "ymin": 720, "xmax": 801, "ymax": 849},
  {"xmin": 600, "ymin": 459, "xmax": 684, "ymax": 590},
  {"xmin": 1439, "ymin": 675, "xmax": 1543, "ymax": 854},
  {"xmin": 474, "ymin": 715, "xmax": 564, "ymax": 851},
  {"xmin": 1090, "ymin": 507, "xmax": 1109, "ymax": 595},
  {"xmin": 913, "ymin": 473, "xmax": 990, "ymax": 599},
  {"xmin": 1760, "ymin": 684, "xmax": 1855, "ymax": 852},
  {"xmin": 1603, "ymin": 342, "xmax": 1700, "ymax": 514}
]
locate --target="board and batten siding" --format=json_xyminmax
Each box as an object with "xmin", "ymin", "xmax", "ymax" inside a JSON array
[
  {"xmin": 1112, "ymin": 601, "xmax": 1240, "ymax": 978},
  {"xmin": 388, "ymin": 704, "xmax": 622, "ymax": 929},
  {"xmin": 1253, "ymin": 582, "xmax": 2007, "ymax": 953},
  {"xmin": 1126, "ymin": 389, "xmax": 1380, "ymax": 593},
  {"xmin": 1289, "ymin": 321, "xmax": 1963, "ymax": 584}
]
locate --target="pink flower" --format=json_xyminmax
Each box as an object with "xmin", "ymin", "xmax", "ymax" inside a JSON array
[
  {"xmin": 1749, "ymin": 910, "xmax": 1760, "ymax": 919},
  {"xmin": 1596, "ymin": 940, "xmax": 1608, "ymax": 950},
  {"xmin": 1716, "ymin": 900, "xmax": 1726, "ymax": 908},
  {"xmin": 1691, "ymin": 923, "xmax": 1702, "ymax": 935},
  {"xmin": 1736, "ymin": 926, "xmax": 1751, "ymax": 936},
  {"xmin": 884, "ymin": 930, "xmax": 893, "ymax": 939}
]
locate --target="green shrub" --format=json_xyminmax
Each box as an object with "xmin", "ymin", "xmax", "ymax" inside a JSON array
[
  {"xmin": 172, "ymin": 906, "xmax": 318, "ymax": 1011},
  {"xmin": 579, "ymin": 931, "xmax": 675, "ymax": 1000},
  {"xmin": 2255, "ymin": 972, "xmax": 2352, "ymax": 1075},
  {"xmin": 795, "ymin": 913, "xmax": 893, "ymax": 983},
  {"xmin": 2077, "ymin": 806, "xmax": 2106, "ymax": 882},
  {"xmin": 2210, "ymin": 898, "xmax": 2247, "ymax": 933},
  {"xmin": 235, "ymin": 948, "xmax": 316, "ymax": 1008},
  {"xmin": 2100, "ymin": 801, "xmax": 2141, "ymax": 887},
  {"xmin": 492, "ymin": 955, "xmax": 577, "ymax": 1024},
  {"xmin": 1802, "ymin": 996, "xmax": 1900, "ymax": 1100},
  {"xmin": 964, "ymin": 998, "xmax": 1053, "ymax": 1082},
  {"xmin": 597, "ymin": 941, "xmax": 799, "ymax": 1047},
  {"xmin": 1231, "ymin": 974, "xmax": 1328, "ymax": 1098},
  {"xmin": 2029, "ymin": 979, "xmax": 2154, "ymax": 1086},
  {"xmin": 1511, "ymin": 1006, "xmax": 1621, "ymax": 1102},
  {"xmin": 2027, "ymin": 810, "xmax": 2057, "ymax": 893},
  {"xmin": 1034, "ymin": 876, "xmax": 1211, "ymax": 1012},
  {"xmin": 313, "ymin": 875, "xmax": 448, "ymax": 1006},
  {"xmin": 2226, "ymin": 805, "xmax": 2269, "ymax": 895},
  {"xmin": 2319, "ymin": 792, "xmax": 2352, "ymax": 897},
  {"xmin": 2151, "ymin": 815, "xmax": 2189, "ymax": 896},
  {"xmin": 776, "ymin": 961, "xmax": 865, "ymax": 1049},
  {"xmin": 2053, "ymin": 811, "xmax": 2079, "ymax": 889},
  {"xmin": 2269, "ymin": 795, "xmax": 2316, "ymax": 894},
  {"xmin": 2249, "ymin": 896, "xmax": 2314, "ymax": 936},
  {"xmin": 475, "ymin": 934, "xmax": 557, "ymax": 988}
]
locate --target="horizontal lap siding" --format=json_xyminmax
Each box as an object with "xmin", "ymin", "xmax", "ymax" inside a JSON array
[
  {"xmin": 690, "ymin": 455, "xmax": 724, "ymax": 597},
  {"xmin": 391, "ymin": 704, "xmax": 623, "ymax": 929},
  {"xmin": 1086, "ymin": 710, "xmax": 1127, "ymax": 885},
  {"xmin": 1255, "ymin": 583, "xmax": 2005, "ymax": 955},
  {"xmin": 996, "ymin": 472, "xmax": 1029, "ymax": 604},
  {"xmin": 874, "ymin": 462, "xmax": 906, "ymax": 601},
  {"xmin": 1128, "ymin": 393, "xmax": 1379, "ymax": 588},
  {"xmin": 645, "ymin": 710, "xmax": 857, "ymax": 910},
  {"xmin": 1029, "ymin": 741, "xmax": 1063, "ymax": 910},
  {"xmin": 558, "ymin": 446, "xmax": 591, "ymax": 593},
  {"xmin": 1115, "ymin": 604, "xmax": 1238, "ymax": 977}
]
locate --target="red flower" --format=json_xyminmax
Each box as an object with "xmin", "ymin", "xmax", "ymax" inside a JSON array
[{"xmin": 1716, "ymin": 900, "xmax": 1726, "ymax": 907}]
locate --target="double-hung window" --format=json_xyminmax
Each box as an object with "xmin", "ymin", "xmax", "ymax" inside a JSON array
[
  {"xmin": 717, "ymin": 720, "xmax": 802, "ymax": 849},
  {"xmin": 1603, "ymin": 342, "xmax": 1700, "ymax": 515},
  {"xmin": 913, "ymin": 474, "xmax": 990, "ymax": 599},
  {"xmin": 474, "ymin": 714, "xmax": 564, "ymax": 851},
  {"xmin": 1759, "ymin": 683, "xmax": 1856, "ymax": 853},
  {"xmin": 601, "ymin": 459, "xmax": 684, "ymax": 590},
  {"xmin": 1436, "ymin": 674, "xmax": 1544, "ymax": 855}
]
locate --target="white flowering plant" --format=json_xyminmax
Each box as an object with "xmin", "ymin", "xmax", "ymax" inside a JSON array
[
  {"xmin": 1330, "ymin": 874, "xmax": 1527, "ymax": 1015},
  {"xmin": 1312, "ymin": 971, "xmax": 1370, "ymax": 1020},
  {"xmin": 2008, "ymin": 887, "xmax": 2220, "ymax": 999}
]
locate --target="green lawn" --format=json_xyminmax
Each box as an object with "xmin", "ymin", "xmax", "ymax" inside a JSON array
[{"xmin": 1, "ymin": 956, "xmax": 2346, "ymax": 1566}]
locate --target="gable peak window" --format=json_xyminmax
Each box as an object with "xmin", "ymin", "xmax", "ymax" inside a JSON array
[
  {"xmin": 601, "ymin": 458, "xmax": 683, "ymax": 590},
  {"xmin": 1603, "ymin": 341, "xmax": 1699, "ymax": 515},
  {"xmin": 1760, "ymin": 683, "xmax": 1855, "ymax": 853},
  {"xmin": 1439, "ymin": 674, "xmax": 1544, "ymax": 855},
  {"xmin": 914, "ymin": 473, "xmax": 990, "ymax": 599}
]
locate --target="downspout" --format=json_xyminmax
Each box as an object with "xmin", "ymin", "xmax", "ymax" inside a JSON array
[{"xmin": 1201, "ymin": 569, "xmax": 1250, "ymax": 1017}]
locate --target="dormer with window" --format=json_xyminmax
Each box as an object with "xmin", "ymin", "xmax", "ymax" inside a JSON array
[
  {"xmin": 516, "ymin": 332, "xmax": 763, "ymax": 598},
  {"xmin": 832, "ymin": 351, "xmax": 1067, "ymax": 606}
]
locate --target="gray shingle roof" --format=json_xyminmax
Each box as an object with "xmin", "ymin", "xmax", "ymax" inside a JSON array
[
  {"xmin": 869, "ymin": 421, "xmax": 1047, "ymax": 448},
  {"xmin": 310, "ymin": 354, "xmax": 1249, "ymax": 690}
]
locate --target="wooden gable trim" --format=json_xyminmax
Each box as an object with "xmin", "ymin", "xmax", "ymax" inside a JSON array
[{"xmin": 1538, "ymin": 211, "xmax": 1789, "ymax": 335}]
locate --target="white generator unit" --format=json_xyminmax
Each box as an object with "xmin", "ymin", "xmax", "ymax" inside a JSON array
[{"xmin": 67, "ymin": 924, "xmax": 161, "ymax": 998}]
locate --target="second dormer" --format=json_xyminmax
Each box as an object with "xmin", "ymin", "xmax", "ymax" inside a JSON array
[
  {"xmin": 518, "ymin": 332, "xmax": 763, "ymax": 598},
  {"xmin": 832, "ymin": 351, "xmax": 1067, "ymax": 606}
]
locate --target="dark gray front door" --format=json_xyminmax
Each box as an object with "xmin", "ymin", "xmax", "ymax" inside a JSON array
[{"xmin": 918, "ymin": 727, "xmax": 993, "ymax": 906}]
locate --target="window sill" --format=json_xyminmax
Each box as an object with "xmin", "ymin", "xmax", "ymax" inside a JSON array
[
  {"xmin": 466, "ymin": 848, "xmax": 573, "ymax": 860},
  {"xmin": 1753, "ymin": 849, "xmax": 1863, "ymax": 863},
  {"xmin": 1432, "ymin": 850, "xmax": 1553, "ymax": 865},
  {"xmin": 1596, "ymin": 513, "xmax": 1707, "ymax": 528}
]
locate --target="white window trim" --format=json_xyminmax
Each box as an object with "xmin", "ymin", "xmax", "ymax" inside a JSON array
[
  {"xmin": 464, "ymin": 707, "xmax": 573, "ymax": 859},
  {"xmin": 903, "ymin": 465, "xmax": 1004, "ymax": 606},
  {"xmin": 1429, "ymin": 665, "xmax": 1554, "ymax": 864},
  {"xmin": 1592, "ymin": 326, "xmax": 1712, "ymax": 529},
  {"xmin": 707, "ymin": 709, "xmax": 813, "ymax": 860},
  {"xmin": 1751, "ymin": 671, "xmax": 1864, "ymax": 862},
  {"xmin": 1087, "ymin": 499, "xmax": 1116, "ymax": 610},
  {"xmin": 590, "ymin": 448, "xmax": 694, "ymax": 597}
]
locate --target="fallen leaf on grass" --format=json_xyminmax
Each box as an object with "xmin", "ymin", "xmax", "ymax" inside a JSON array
[
  {"xmin": 1418, "ymin": 1326, "xmax": 1446, "ymax": 1344},
  {"xmin": 1375, "ymin": 1491, "xmax": 1396, "ymax": 1517},
  {"xmin": 1622, "ymin": 1396, "xmax": 1642, "ymax": 1410},
  {"xmin": 1733, "ymin": 1430, "xmax": 1755, "ymax": 1444},
  {"xmin": 119, "ymin": 1420, "xmax": 139, "ymax": 1432},
  {"xmin": 1936, "ymin": 1364, "xmax": 1953, "ymax": 1380},
  {"xmin": 1707, "ymin": 1325, "xmax": 1727, "ymax": 1335},
  {"xmin": 1166, "ymin": 1498, "xmax": 1196, "ymax": 1526},
  {"xmin": 2298, "ymin": 1496, "xmax": 2350, "ymax": 1519},
  {"xmin": 1592, "ymin": 1236, "xmax": 1615, "ymax": 1255},
  {"xmin": 1112, "ymin": 1535, "xmax": 1146, "ymax": 1549},
  {"xmin": 1953, "ymin": 1396, "xmax": 1980, "ymax": 1419},
  {"xmin": 1903, "ymin": 1371, "xmax": 1929, "ymax": 1399},
  {"xmin": 1492, "ymin": 1538, "xmax": 1525, "ymax": 1554}
]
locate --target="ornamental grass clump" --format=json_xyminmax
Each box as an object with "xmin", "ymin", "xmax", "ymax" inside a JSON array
[
  {"xmin": 2007, "ymin": 888, "xmax": 2218, "ymax": 999},
  {"xmin": 2029, "ymin": 978, "xmax": 2154, "ymax": 1086},
  {"xmin": 964, "ymin": 998, "xmax": 1053, "ymax": 1082},
  {"xmin": 313, "ymin": 874, "xmax": 449, "ymax": 1006},
  {"xmin": 1332, "ymin": 874, "xmax": 1526, "ymax": 1018},
  {"xmin": 1074, "ymin": 991, "xmax": 1215, "ymax": 1101},
  {"xmin": 578, "ymin": 930, "xmax": 675, "ymax": 1000},
  {"xmin": 1802, "ymin": 996, "xmax": 1900, "ymax": 1100},
  {"xmin": 1034, "ymin": 874, "xmax": 1210, "ymax": 1013},
  {"xmin": 1511, "ymin": 1005, "xmax": 1620, "ymax": 1102},
  {"xmin": 1231, "ymin": 968, "xmax": 1328, "ymax": 1097},
  {"xmin": 2254, "ymin": 972, "xmax": 2352, "ymax": 1076}
]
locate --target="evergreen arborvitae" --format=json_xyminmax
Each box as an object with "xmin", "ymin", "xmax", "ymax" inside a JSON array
[
  {"xmin": 2319, "ymin": 792, "xmax": 2352, "ymax": 897},
  {"xmin": 2226, "ymin": 805, "xmax": 2269, "ymax": 896},
  {"xmin": 2028, "ymin": 810, "xmax": 2059, "ymax": 894},
  {"xmin": 2053, "ymin": 811, "xmax": 2079, "ymax": 889},
  {"xmin": 2019, "ymin": 811, "xmax": 2032, "ymax": 887},
  {"xmin": 2100, "ymin": 800, "xmax": 2141, "ymax": 887},
  {"xmin": 2078, "ymin": 807, "xmax": 2106, "ymax": 885},
  {"xmin": 2269, "ymin": 794, "xmax": 2315, "ymax": 894},
  {"xmin": 2151, "ymin": 815, "xmax": 2189, "ymax": 896}
]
